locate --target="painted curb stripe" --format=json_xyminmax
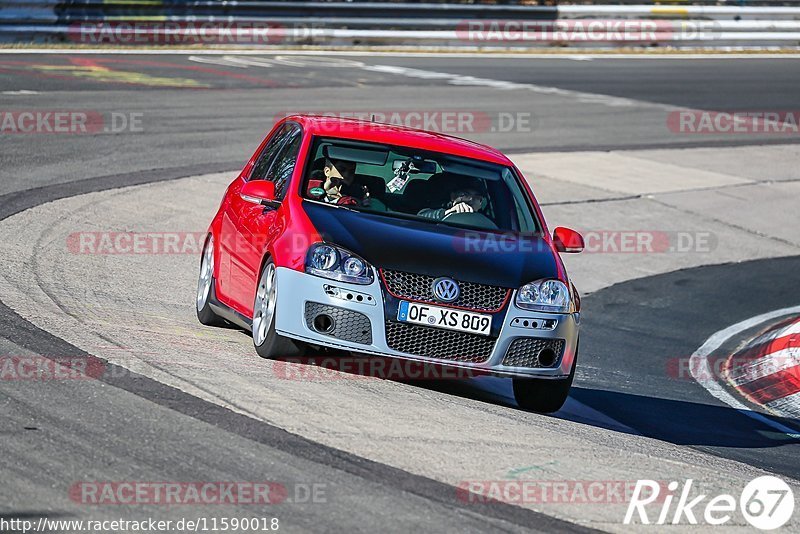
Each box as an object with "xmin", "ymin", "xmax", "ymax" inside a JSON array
[
  {"xmin": 689, "ymin": 305, "xmax": 800, "ymax": 436},
  {"xmin": 741, "ymin": 319, "xmax": 800, "ymax": 351},
  {"xmin": 727, "ymin": 346, "xmax": 800, "ymax": 385},
  {"xmin": 729, "ymin": 333, "xmax": 799, "ymax": 366},
  {"xmin": 725, "ymin": 318, "xmax": 800, "ymax": 408},
  {"xmin": 735, "ymin": 366, "xmax": 800, "ymax": 404}
]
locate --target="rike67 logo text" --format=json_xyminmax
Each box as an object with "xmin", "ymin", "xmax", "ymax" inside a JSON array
[{"xmin": 625, "ymin": 476, "xmax": 794, "ymax": 530}]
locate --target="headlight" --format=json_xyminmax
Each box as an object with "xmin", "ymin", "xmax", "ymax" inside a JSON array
[
  {"xmin": 515, "ymin": 279, "xmax": 571, "ymax": 313},
  {"xmin": 305, "ymin": 243, "xmax": 374, "ymax": 285},
  {"xmin": 310, "ymin": 244, "xmax": 338, "ymax": 271}
]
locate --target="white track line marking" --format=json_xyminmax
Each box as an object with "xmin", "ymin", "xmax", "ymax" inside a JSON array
[
  {"xmin": 187, "ymin": 55, "xmax": 250, "ymax": 68},
  {"xmin": 689, "ymin": 305, "xmax": 800, "ymax": 437},
  {"xmin": 2, "ymin": 49, "xmax": 800, "ymax": 59},
  {"xmin": 363, "ymin": 64, "xmax": 660, "ymax": 108},
  {"xmin": 273, "ymin": 55, "xmax": 365, "ymax": 68},
  {"xmin": 185, "ymin": 55, "xmax": 669, "ymax": 109},
  {"xmin": 223, "ymin": 55, "xmax": 281, "ymax": 68},
  {"xmin": 189, "ymin": 54, "xmax": 365, "ymax": 69},
  {"xmin": 2, "ymin": 90, "xmax": 40, "ymax": 95}
]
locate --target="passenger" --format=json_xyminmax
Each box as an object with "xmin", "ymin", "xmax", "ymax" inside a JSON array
[{"xmin": 417, "ymin": 183, "xmax": 486, "ymax": 221}]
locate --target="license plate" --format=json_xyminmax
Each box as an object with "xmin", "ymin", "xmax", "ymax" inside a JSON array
[{"xmin": 397, "ymin": 301, "xmax": 492, "ymax": 336}]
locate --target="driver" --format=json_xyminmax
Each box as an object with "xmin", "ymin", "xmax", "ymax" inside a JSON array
[
  {"xmin": 322, "ymin": 158, "xmax": 369, "ymax": 206},
  {"xmin": 417, "ymin": 183, "xmax": 486, "ymax": 221}
]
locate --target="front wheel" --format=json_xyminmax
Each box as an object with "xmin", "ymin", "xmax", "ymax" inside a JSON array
[
  {"xmin": 252, "ymin": 260, "xmax": 306, "ymax": 359},
  {"xmin": 512, "ymin": 346, "xmax": 577, "ymax": 413}
]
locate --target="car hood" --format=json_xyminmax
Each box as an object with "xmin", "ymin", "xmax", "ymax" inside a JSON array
[{"xmin": 302, "ymin": 201, "xmax": 560, "ymax": 288}]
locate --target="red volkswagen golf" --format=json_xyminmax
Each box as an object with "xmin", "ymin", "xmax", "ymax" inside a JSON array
[{"xmin": 197, "ymin": 115, "xmax": 584, "ymax": 412}]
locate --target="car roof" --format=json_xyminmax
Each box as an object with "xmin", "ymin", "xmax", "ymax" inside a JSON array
[{"xmin": 284, "ymin": 115, "xmax": 513, "ymax": 166}]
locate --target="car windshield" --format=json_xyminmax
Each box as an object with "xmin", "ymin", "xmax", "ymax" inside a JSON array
[{"xmin": 301, "ymin": 137, "xmax": 540, "ymax": 233}]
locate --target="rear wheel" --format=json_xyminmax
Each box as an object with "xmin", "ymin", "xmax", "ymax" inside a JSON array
[
  {"xmin": 196, "ymin": 235, "xmax": 225, "ymax": 326},
  {"xmin": 512, "ymin": 345, "xmax": 577, "ymax": 413},
  {"xmin": 252, "ymin": 260, "xmax": 306, "ymax": 359}
]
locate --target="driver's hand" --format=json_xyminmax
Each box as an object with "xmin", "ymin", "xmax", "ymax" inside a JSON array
[
  {"xmin": 324, "ymin": 182, "xmax": 342, "ymax": 202},
  {"xmin": 445, "ymin": 202, "xmax": 474, "ymax": 216}
]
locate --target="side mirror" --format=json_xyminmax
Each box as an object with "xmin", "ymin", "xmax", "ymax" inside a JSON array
[
  {"xmin": 241, "ymin": 180, "xmax": 279, "ymax": 208},
  {"xmin": 553, "ymin": 227, "xmax": 584, "ymax": 253}
]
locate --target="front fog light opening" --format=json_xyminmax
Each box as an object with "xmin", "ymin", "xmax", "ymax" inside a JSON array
[
  {"xmin": 537, "ymin": 347, "xmax": 558, "ymax": 367},
  {"xmin": 313, "ymin": 313, "xmax": 335, "ymax": 333}
]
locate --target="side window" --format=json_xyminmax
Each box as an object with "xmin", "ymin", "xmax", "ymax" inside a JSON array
[
  {"xmin": 265, "ymin": 128, "xmax": 302, "ymax": 200},
  {"xmin": 250, "ymin": 124, "xmax": 292, "ymax": 181}
]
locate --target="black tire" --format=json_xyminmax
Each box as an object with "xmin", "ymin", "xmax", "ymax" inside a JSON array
[
  {"xmin": 196, "ymin": 235, "xmax": 226, "ymax": 327},
  {"xmin": 252, "ymin": 259, "xmax": 306, "ymax": 359},
  {"xmin": 512, "ymin": 344, "xmax": 577, "ymax": 413}
]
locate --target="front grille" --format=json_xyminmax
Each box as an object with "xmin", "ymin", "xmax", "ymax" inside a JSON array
[
  {"xmin": 384, "ymin": 321, "xmax": 495, "ymax": 363},
  {"xmin": 381, "ymin": 269, "xmax": 510, "ymax": 312},
  {"xmin": 304, "ymin": 302, "xmax": 372, "ymax": 345},
  {"xmin": 502, "ymin": 338, "xmax": 565, "ymax": 368}
]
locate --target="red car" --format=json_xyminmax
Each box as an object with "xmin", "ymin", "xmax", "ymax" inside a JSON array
[{"xmin": 197, "ymin": 115, "xmax": 584, "ymax": 412}]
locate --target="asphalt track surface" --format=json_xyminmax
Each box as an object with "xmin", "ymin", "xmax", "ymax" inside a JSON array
[{"xmin": 1, "ymin": 52, "xmax": 800, "ymax": 532}]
